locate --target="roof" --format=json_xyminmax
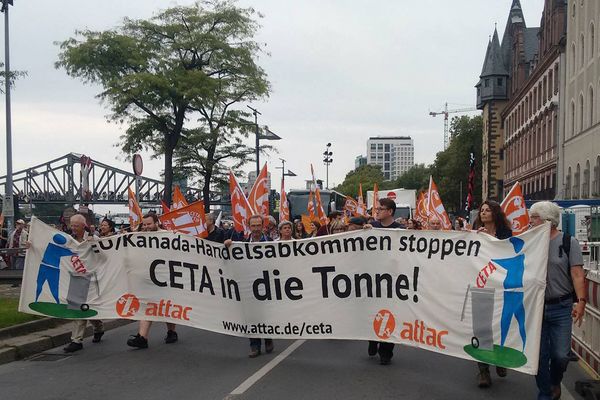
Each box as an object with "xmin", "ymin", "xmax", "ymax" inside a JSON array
[
  {"xmin": 523, "ymin": 28, "xmax": 540, "ymax": 63},
  {"xmin": 480, "ymin": 28, "xmax": 509, "ymax": 77},
  {"xmin": 368, "ymin": 136, "xmax": 412, "ymax": 141}
]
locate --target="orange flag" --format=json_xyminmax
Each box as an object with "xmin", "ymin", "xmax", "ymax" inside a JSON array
[
  {"xmin": 314, "ymin": 188, "xmax": 328, "ymax": 225},
  {"xmin": 159, "ymin": 200, "xmax": 208, "ymax": 238},
  {"xmin": 229, "ymin": 171, "xmax": 254, "ymax": 234},
  {"xmin": 172, "ymin": 186, "xmax": 189, "ymax": 210},
  {"xmin": 127, "ymin": 187, "xmax": 143, "ymax": 230},
  {"xmin": 357, "ymin": 183, "xmax": 366, "ymax": 216},
  {"xmin": 427, "ymin": 176, "xmax": 452, "ymax": 230},
  {"xmin": 307, "ymin": 189, "xmax": 316, "ymax": 220},
  {"xmin": 371, "ymin": 182, "xmax": 379, "ymax": 216},
  {"xmin": 415, "ymin": 191, "xmax": 429, "ymax": 226},
  {"xmin": 501, "ymin": 181, "xmax": 529, "ymax": 235},
  {"xmin": 344, "ymin": 196, "xmax": 359, "ymax": 217},
  {"xmin": 301, "ymin": 214, "xmax": 314, "ymax": 234},
  {"xmin": 248, "ymin": 163, "xmax": 270, "ymax": 219},
  {"xmin": 279, "ymin": 179, "xmax": 290, "ymax": 222}
]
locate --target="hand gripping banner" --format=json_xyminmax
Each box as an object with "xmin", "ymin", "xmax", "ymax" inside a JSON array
[{"xmin": 20, "ymin": 218, "xmax": 550, "ymax": 374}]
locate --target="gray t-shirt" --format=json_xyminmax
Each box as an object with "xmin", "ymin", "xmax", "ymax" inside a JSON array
[{"xmin": 545, "ymin": 233, "xmax": 584, "ymax": 300}]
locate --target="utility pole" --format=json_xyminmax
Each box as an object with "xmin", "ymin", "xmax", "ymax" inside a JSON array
[
  {"xmin": 323, "ymin": 143, "xmax": 333, "ymax": 189},
  {"xmin": 247, "ymin": 105, "xmax": 281, "ymax": 178},
  {"xmin": 1, "ymin": 0, "xmax": 14, "ymax": 234}
]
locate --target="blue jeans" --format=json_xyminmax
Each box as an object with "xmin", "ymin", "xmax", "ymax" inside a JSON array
[
  {"xmin": 250, "ymin": 338, "xmax": 273, "ymax": 351},
  {"xmin": 535, "ymin": 298, "xmax": 573, "ymax": 400}
]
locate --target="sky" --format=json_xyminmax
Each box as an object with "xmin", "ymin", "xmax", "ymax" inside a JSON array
[{"xmin": 0, "ymin": 0, "xmax": 545, "ymax": 196}]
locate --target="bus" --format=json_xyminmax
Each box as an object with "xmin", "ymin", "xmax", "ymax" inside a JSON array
[{"xmin": 287, "ymin": 189, "xmax": 347, "ymax": 219}]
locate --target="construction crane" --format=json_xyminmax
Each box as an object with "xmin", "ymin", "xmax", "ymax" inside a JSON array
[{"xmin": 429, "ymin": 102, "xmax": 478, "ymax": 150}]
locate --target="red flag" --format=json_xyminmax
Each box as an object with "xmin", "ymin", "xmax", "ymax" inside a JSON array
[
  {"xmin": 427, "ymin": 176, "xmax": 452, "ymax": 230},
  {"xmin": 161, "ymin": 201, "xmax": 170, "ymax": 215},
  {"xmin": 371, "ymin": 183, "xmax": 379, "ymax": 216},
  {"xmin": 229, "ymin": 171, "xmax": 254, "ymax": 234},
  {"xmin": 501, "ymin": 181, "xmax": 529, "ymax": 235},
  {"xmin": 159, "ymin": 200, "xmax": 208, "ymax": 238},
  {"xmin": 172, "ymin": 186, "xmax": 188, "ymax": 210},
  {"xmin": 279, "ymin": 179, "xmax": 289, "ymax": 222},
  {"xmin": 128, "ymin": 187, "xmax": 143, "ymax": 230},
  {"xmin": 248, "ymin": 163, "xmax": 270, "ymax": 218}
]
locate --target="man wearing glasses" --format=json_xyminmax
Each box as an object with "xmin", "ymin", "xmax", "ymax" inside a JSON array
[{"xmin": 367, "ymin": 198, "xmax": 403, "ymax": 365}]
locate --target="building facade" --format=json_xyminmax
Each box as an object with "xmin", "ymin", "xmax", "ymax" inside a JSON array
[
  {"xmin": 476, "ymin": 0, "xmax": 566, "ymax": 201},
  {"xmin": 561, "ymin": 0, "xmax": 600, "ymax": 199},
  {"xmin": 355, "ymin": 155, "xmax": 367, "ymax": 170},
  {"xmin": 366, "ymin": 136, "xmax": 414, "ymax": 181}
]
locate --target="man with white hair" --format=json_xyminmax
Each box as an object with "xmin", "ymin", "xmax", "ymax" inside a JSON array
[
  {"xmin": 64, "ymin": 213, "xmax": 104, "ymax": 353},
  {"xmin": 428, "ymin": 216, "xmax": 442, "ymax": 231},
  {"xmin": 264, "ymin": 215, "xmax": 280, "ymax": 241},
  {"xmin": 529, "ymin": 201, "xmax": 586, "ymax": 400}
]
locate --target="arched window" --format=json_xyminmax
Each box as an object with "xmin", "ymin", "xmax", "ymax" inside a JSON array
[
  {"xmin": 574, "ymin": 163, "xmax": 581, "ymax": 198},
  {"xmin": 590, "ymin": 86, "xmax": 595, "ymax": 125},
  {"xmin": 581, "ymin": 34, "xmax": 585, "ymax": 68},
  {"xmin": 548, "ymin": 71, "xmax": 553, "ymax": 99},
  {"xmin": 595, "ymin": 156, "xmax": 600, "ymax": 196},
  {"xmin": 591, "ymin": 22, "xmax": 596, "ymax": 59},
  {"xmin": 566, "ymin": 167, "xmax": 572, "ymax": 199},
  {"xmin": 584, "ymin": 160, "xmax": 591, "ymax": 198},
  {"xmin": 579, "ymin": 93, "xmax": 585, "ymax": 131},
  {"xmin": 571, "ymin": 42, "xmax": 576, "ymax": 76},
  {"xmin": 571, "ymin": 100, "xmax": 576, "ymax": 136}
]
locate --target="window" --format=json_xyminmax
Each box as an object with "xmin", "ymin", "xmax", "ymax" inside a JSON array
[
  {"xmin": 581, "ymin": 34, "xmax": 585, "ymax": 68},
  {"xmin": 384, "ymin": 153, "xmax": 390, "ymax": 161},
  {"xmin": 566, "ymin": 167, "xmax": 572, "ymax": 198},
  {"xmin": 571, "ymin": 43, "xmax": 576, "ymax": 76},
  {"xmin": 548, "ymin": 71, "xmax": 553, "ymax": 100},
  {"xmin": 571, "ymin": 100, "xmax": 576, "ymax": 136},
  {"xmin": 497, "ymin": 78, "xmax": 503, "ymax": 86},
  {"xmin": 591, "ymin": 22, "xmax": 596, "ymax": 59},
  {"xmin": 574, "ymin": 163, "xmax": 581, "ymax": 198},
  {"xmin": 377, "ymin": 144, "xmax": 383, "ymax": 150},
  {"xmin": 554, "ymin": 64, "xmax": 559, "ymax": 94},
  {"xmin": 384, "ymin": 144, "xmax": 390, "ymax": 152},
  {"xmin": 485, "ymin": 79, "xmax": 490, "ymax": 87},
  {"xmin": 579, "ymin": 94, "xmax": 584, "ymax": 132},
  {"xmin": 583, "ymin": 160, "xmax": 590, "ymax": 198},
  {"xmin": 370, "ymin": 143, "xmax": 376, "ymax": 150},
  {"xmin": 590, "ymin": 86, "xmax": 595, "ymax": 126},
  {"xmin": 594, "ymin": 156, "xmax": 600, "ymax": 196}
]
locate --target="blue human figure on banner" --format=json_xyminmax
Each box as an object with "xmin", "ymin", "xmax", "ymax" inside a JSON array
[
  {"xmin": 35, "ymin": 234, "xmax": 76, "ymax": 304},
  {"xmin": 491, "ymin": 237, "xmax": 527, "ymax": 351}
]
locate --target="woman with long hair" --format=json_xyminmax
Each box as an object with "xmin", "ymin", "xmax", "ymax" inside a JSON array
[
  {"xmin": 308, "ymin": 221, "xmax": 321, "ymax": 238},
  {"xmin": 99, "ymin": 219, "xmax": 116, "ymax": 237},
  {"xmin": 472, "ymin": 200, "xmax": 512, "ymax": 388},
  {"xmin": 293, "ymin": 219, "xmax": 307, "ymax": 239}
]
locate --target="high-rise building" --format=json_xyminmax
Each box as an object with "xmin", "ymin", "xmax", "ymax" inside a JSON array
[
  {"xmin": 354, "ymin": 155, "xmax": 367, "ymax": 170},
  {"xmin": 366, "ymin": 136, "xmax": 414, "ymax": 180}
]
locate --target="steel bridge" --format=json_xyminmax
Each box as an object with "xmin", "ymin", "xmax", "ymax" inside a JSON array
[{"xmin": 0, "ymin": 153, "xmax": 222, "ymax": 206}]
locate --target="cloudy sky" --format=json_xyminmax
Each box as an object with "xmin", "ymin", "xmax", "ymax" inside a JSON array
[{"xmin": 0, "ymin": 0, "xmax": 544, "ymax": 195}]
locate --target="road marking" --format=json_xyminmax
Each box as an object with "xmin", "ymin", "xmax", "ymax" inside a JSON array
[
  {"xmin": 561, "ymin": 383, "xmax": 575, "ymax": 400},
  {"xmin": 225, "ymin": 339, "xmax": 306, "ymax": 398}
]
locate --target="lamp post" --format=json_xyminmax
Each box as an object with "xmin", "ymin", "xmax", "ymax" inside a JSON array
[
  {"xmin": 323, "ymin": 143, "xmax": 333, "ymax": 189},
  {"xmin": 276, "ymin": 158, "xmax": 297, "ymax": 188},
  {"xmin": 247, "ymin": 105, "xmax": 281, "ymax": 176},
  {"xmin": 1, "ymin": 0, "xmax": 13, "ymax": 234}
]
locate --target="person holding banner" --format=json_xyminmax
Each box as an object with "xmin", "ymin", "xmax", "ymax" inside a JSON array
[
  {"xmin": 64, "ymin": 214, "xmax": 105, "ymax": 353},
  {"xmin": 529, "ymin": 202, "xmax": 586, "ymax": 400},
  {"xmin": 127, "ymin": 213, "xmax": 179, "ymax": 349},
  {"xmin": 205, "ymin": 213, "xmax": 225, "ymax": 243},
  {"xmin": 366, "ymin": 198, "xmax": 403, "ymax": 365},
  {"xmin": 277, "ymin": 221, "xmax": 294, "ymax": 241},
  {"xmin": 224, "ymin": 214, "xmax": 274, "ymax": 358},
  {"xmin": 471, "ymin": 200, "xmax": 512, "ymax": 388}
]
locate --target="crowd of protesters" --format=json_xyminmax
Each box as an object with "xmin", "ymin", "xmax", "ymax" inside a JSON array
[{"xmin": 12, "ymin": 195, "xmax": 586, "ymax": 399}]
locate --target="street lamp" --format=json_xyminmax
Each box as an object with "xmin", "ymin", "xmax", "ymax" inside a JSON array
[
  {"xmin": 276, "ymin": 158, "xmax": 297, "ymax": 188},
  {"xmin": 323, "ymin": 143, "xmax": 333, "ymax": 189},
  {"xmin": 1, "ymin": 0, "xmax": 14, "ymax": 233},
  {"xmin": 247, "ymin": 105, "xmax": 281, "ymax": 176}
]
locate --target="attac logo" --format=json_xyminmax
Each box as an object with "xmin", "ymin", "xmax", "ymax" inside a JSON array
[
  {"xmin": 115, "ymin": 293, "xmax": 192, "ymax": 321},
  {"xmin": 116, "ymin": 293, "xmax": 140, "ymax": 317},
  {"xmin": 386, "ymin": 191, "xmax": 397, "ymax": 201},
  {"xmin": 373, "ymin": 309, "xmax": 395, "ymax": 340}
]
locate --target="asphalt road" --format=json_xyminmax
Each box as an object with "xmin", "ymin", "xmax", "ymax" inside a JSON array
[{"xmin": 0, "ymin": 323, "xmax": 591, "ymax": 400}]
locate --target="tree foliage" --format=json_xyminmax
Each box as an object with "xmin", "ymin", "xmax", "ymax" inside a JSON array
[
  {"xmin": 334, "ymin": 164, "xmax": 390, "ymax": 197},
  {"xmin": 0, "ymin": 62, "xmax": 27, "ymax": 93},
  {"xmin": 56, "ymin": 1, "xmax": 270, "ymax": 207},
  {"xmin": 430, "ymin": 115, "xmax": 483, "ymax": 214},
  {"xmin": 392, "ymin": 163, "xmax": 431, "ymax": 192}
]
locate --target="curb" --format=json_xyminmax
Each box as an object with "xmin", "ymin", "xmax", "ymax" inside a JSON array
[
  {"xmin": 0, "ymin": 319, "xmax": 132, "ymax": 365},
  {"xmin": 0, "ymin": 318, "xmax": 70, "ymax": 341}
]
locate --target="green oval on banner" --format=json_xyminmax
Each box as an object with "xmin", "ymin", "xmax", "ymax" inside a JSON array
[{"xmin": 29, "ymin": 302, "xmax": 98, "ymax": 319}]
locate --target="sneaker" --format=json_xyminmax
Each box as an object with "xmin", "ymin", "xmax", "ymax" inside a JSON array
[
  {"xmin": 92, "ymin": 331, "xmax": 104, "ymax": 343},
  {"xmin": 127, "ymin": 334, "xmax": 148, "ymax": 349},
  {"xmin": 63, "ymin": 342, "xmax": 83, "ymax": 353},
  {"xmin": 248, "ymin": 348, "xmax": 261, "ymax": 358},
  {"xmin": 368, "ymin": 341, "xmax": 378, "ymax": 356},
  {"xmin": 265, "ymin": 340, "xmax": 274, "ymax": 354},
  {"xmin": 165, "ymin": 330, "xmax": 178, "ymax": 344},
  {"xmin": 478, "ymin": 369, "xmax": 492, "ymax": 388},
  {"xmin": 495, "ymin": 366, "xmax": 507, "ymax": 378}
]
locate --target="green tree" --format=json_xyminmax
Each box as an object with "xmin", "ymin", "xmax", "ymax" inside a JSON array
[
  {"xmin": 0, "ymin": 62, "xmax": 27, "ymax": 92},
  {"xmin": 430, "ymin": 115, "xmax": 483, "ymax": 214},
  {"xmin": 393, "ymin": 163, "xmax": 431, "ymax": 192},
  {"xmin": 334, "ymin": 165, "xmax": 386, "ymax": 197},
  {"xmin": 56, "ymin": 1, "xmax": 269, "ymax": 207}
]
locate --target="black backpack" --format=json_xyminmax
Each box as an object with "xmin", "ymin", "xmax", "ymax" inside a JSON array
[{"xmin": 559, "ymin": 233, "xmax": 571, "ymax": 258}]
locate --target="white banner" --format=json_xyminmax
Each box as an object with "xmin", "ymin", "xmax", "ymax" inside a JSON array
[{"xmin": 19, "ymin": 218, "xmax": 550, "ymax": 374}]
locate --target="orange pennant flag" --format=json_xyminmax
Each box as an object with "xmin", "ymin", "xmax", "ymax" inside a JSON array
[
  {"xmin": 229, "ymin": 171, "xmax": 254, "ymax": 234},
  {"xmin": 128, "ymin": 187, "xmax": 144, "ymax": 230},
  {"xmin": 301, "ymin": 214, "xmax": 314, "ymax": 234},
  {"xmin": 501, "ymin": 181, "xmax": 529, "ymax": 235},
  {"xmin": 279, "ymin": 179, "xmax": 289, "ymax": 222},
  {"xmin": 308, "ymin": 189, "xmax": 316, "ymax": 220},
  {"xmin": 172, "ymin": 186, "xmax": 189, "ymax": 210},
  {"xmin": 357, "ymin": 183, "xmax": 366, "ymax": 216},
  {"xmin": 159, "ymin": 200, "xmax": 208, "ymax": 238},
  {"xmin": 314, "ymin": 187, "xmax": 328, "ymax": 225},
  {"xmin": 415, "ymin": 191, "xmax": 429, "ymax": 227},
  {"xmin": 344, "ymin": 196, "xmax": 359, "ymax": 217},
  {"xmin": 371, "ymin": 183, "xmax": 379, "ymax": 216},
  {"xmin": 427, "ymin": 176, "xmax": 452, "ymax": 230},
  {"xmin": 248, "ymin": 163, "xmax": 270, "ymax": 219}
]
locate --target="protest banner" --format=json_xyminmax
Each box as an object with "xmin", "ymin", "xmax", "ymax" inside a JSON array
[{"xmin": 20, "ymin": 218, "xmax": 550, "ymax": 374}]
